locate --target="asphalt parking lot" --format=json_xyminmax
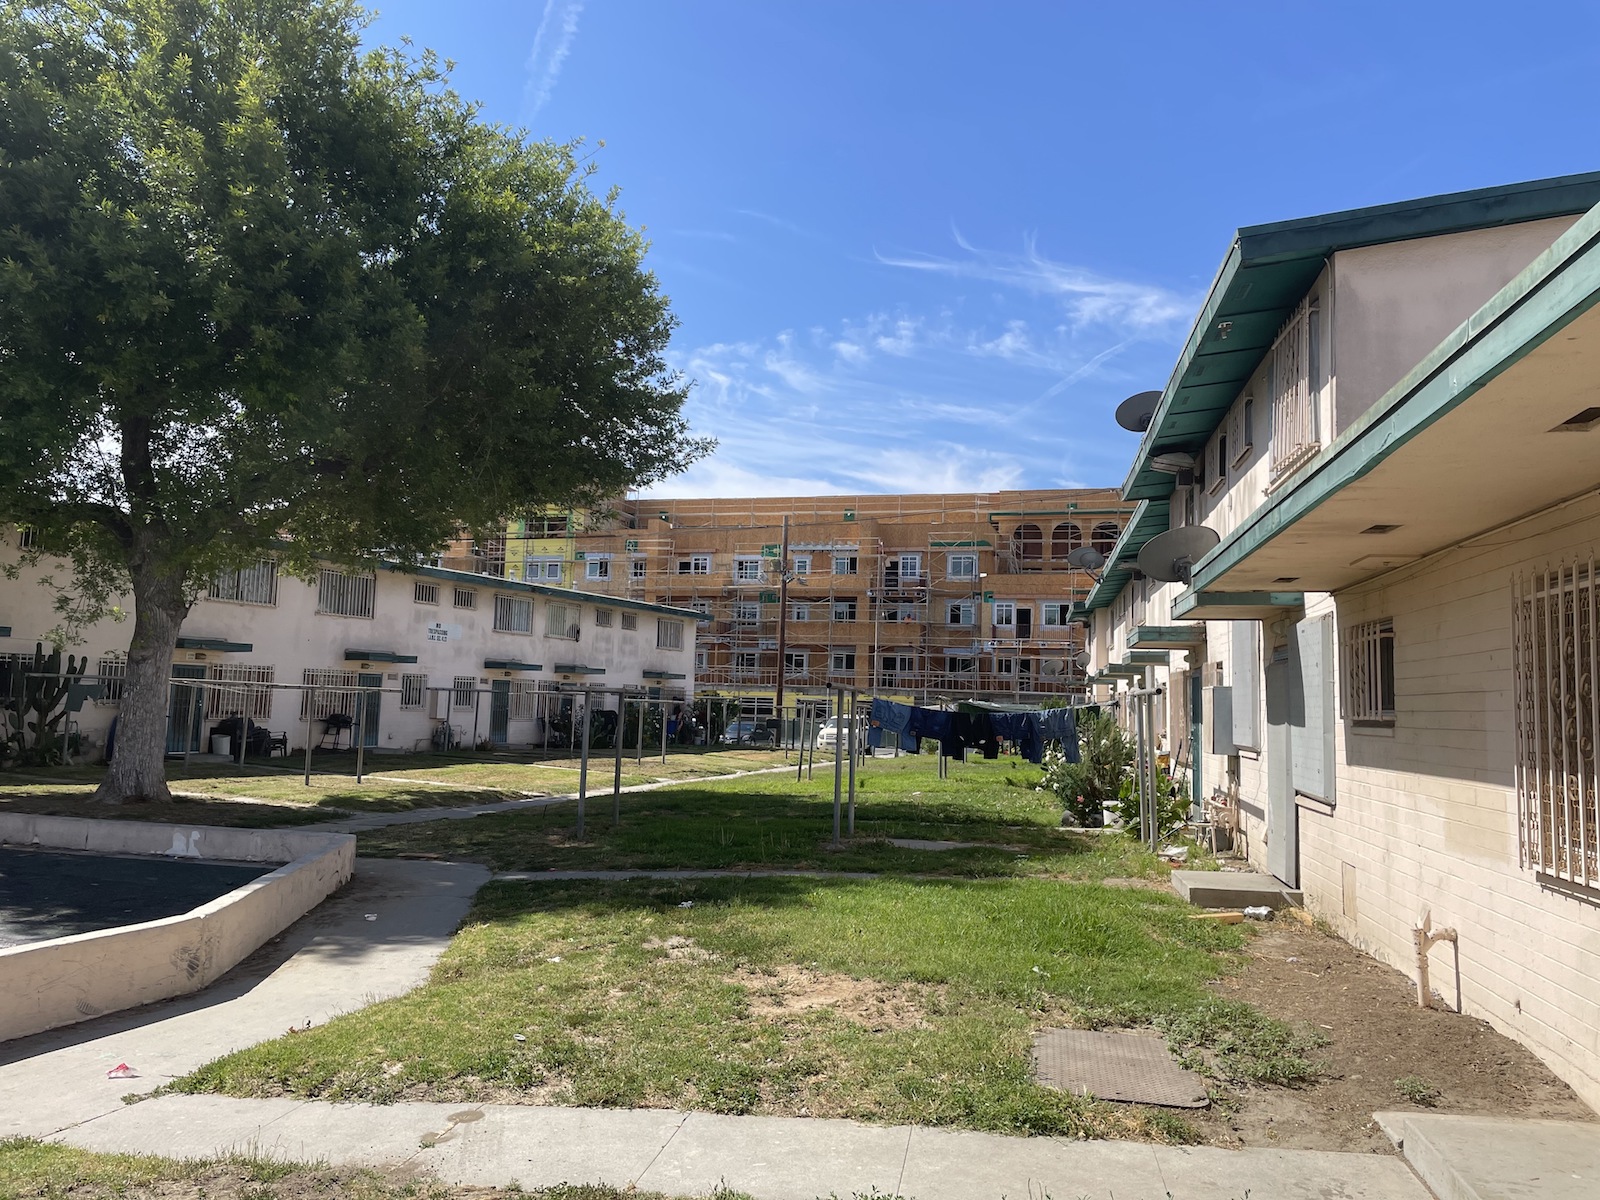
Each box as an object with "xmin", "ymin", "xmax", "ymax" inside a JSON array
[{"xmin": 0, "ymin": 847, "xmax": 272, "ymax": 948}]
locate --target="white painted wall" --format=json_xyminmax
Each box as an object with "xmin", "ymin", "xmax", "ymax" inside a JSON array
[
  {"xmin": 0, "ymin": 546, "xmax": 698, "ymax": 757},
  {"xmin": 1330, "ymin": 216, "xmax": 1579, "ymax": 436}
]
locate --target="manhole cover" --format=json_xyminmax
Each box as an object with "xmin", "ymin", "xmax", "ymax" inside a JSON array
[{"xmin": 1032, "ymin": 1029, "xmax": 1208, "ymax": 1108}]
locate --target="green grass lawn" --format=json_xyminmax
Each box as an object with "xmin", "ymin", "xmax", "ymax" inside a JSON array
[
  {"xmin": 357, "ymin": 754, "xmax": 1161, "ymax": 878},
  {"xmin": 0, "ymin": 1138, "xmax": 750, "ymax": 1200},
  {"xmin": 169, "ymin": 873, "xmax": 1316, "ymax": 1143}
]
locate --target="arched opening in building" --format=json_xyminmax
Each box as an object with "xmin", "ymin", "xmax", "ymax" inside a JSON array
[
  {"xmin": 1091, "ymin": 522, "xmax": 1119, "ymax": 555},
  {"xmin": 1051, "ymin": 522, "xmax": 1081, "ymax": 559},
  {"xmin": 1012, "ymin": 523, "xmax": 1043, "ymax": 561}
]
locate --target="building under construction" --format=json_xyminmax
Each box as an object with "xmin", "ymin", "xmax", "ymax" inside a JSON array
[{"xmin": 447, "ymin": 489, "xmax": 1133, "ymax": 715}]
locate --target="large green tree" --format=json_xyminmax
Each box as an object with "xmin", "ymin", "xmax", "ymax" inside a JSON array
[{"xmin": 0, "ymin": 0, "xmax": 709, "ymax": 802}]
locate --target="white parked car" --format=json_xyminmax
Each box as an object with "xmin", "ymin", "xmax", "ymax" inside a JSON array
[{"xmin": 814, "ymin": 716, "xmax": 866, "ymax": 751}]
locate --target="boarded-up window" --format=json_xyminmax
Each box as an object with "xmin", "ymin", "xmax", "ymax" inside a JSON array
[
  {"xmin": 1230, "ymin": 621, "xmax": 1261, "ymax": 751},
  {"xmin": 1290, "ymin": 615, "xmax": 1335, "ymax": 804}
]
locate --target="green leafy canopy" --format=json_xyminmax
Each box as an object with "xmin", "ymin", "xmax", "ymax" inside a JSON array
[{"xmin": 0, "ymin": 0, "xmax": 711, "ymax": 594}]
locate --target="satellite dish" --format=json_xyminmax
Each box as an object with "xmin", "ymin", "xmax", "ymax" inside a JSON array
[
  {"xmin": 1073, "ymin": 650, "xmax": 1092, "ymax": 670},
  {"xmin": 1115, "ymin": 391, "xmax": 1160, "ymax": 433},
  {"xmin": 1150, "ymin": 451, "xmax": 1196, "ymax": 474},
  {"xmin": 1065, "ymin": 546, "xmax": 1105, "ymax": 571},
  {"xmin": 1041, "ymin": 659, "xmax": 1065, "ymax": 677},
  {"xmin": 1136, "ymin": 525, "xmax": 1221, "ymax": 584}
]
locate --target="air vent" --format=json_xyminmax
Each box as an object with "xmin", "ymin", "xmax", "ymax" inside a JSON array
[
  {"xmin": 1360, "ymin": 524, "xmax": 1402, "ymax": 535},
  {"xmin": 1551, "ymin": 406, "xmax": 1600, "ymax": 432},
  {"xmin": 1273, "ymin": 577, "xmax": 1301, "ymax": 584}
]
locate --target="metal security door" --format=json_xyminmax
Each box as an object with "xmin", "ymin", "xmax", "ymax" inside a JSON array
[
  {"xmin": 166, "ymin": 664, "xmax": 206, "ymax": 754},
  {"xmin": 1264, "ymin": 648, "xmax": 1300, "ymax": 887},
  {"xmin": 490, "ymin": 679, "xmax": 510, "ymax": 745},
  {"xmin": 359, "ymin": 672, "xmax": 382, "ymax": 748}
]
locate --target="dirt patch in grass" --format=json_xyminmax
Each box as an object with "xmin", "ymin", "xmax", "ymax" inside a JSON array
[
  {"xmin": 730, "ymin": 964, "xmax": 932, "ymax": 1031},
  {"xmin": 1191, "ymin": 919, "xmax": 1595, "ymax": 1152}
]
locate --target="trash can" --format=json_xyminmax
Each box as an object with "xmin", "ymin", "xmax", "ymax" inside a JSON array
[{"xmin": 210, "ymin": 734, "xmax": 232, "ymax": 757}]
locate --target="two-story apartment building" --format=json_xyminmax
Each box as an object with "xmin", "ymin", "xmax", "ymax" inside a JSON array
[
  {"xmin": 1, "ymin": 542, "xmax": 700, "ymax": 756},
  {"xmin": 1083, "ymin": 171, "xmax": 1600, "ymax": 1110},
  {"xmin": 452, "ymin": 490, "xmax": 1133, "ymax": 713}
]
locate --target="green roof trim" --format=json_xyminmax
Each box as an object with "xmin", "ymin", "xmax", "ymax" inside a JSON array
[
  {"xmin": 1189, "ymin": 196, "xmax": 1600, "ymax": 596},
  {"xmin": 642, "ymin": 670, "xmax": 687, "ymax": 680},
  {"xmin": 1126, "ymin": 650, "xmax": 1171, "ymax": 665},
  {"xmin": 928, "ymin": 539, "xmax": 993, "ymax": 547},
  {"xmin": 553, "ymin": 664, "xmax": 606, "ymax": 675},
  {"xmin": 381, "ymin": 559, "xmax": 705, "ymax": 621},
  {"xmin": 176, "ymin": 636, "xmax": 253, "ymax": 653},
  {"xmin": 1103, "ymin": 663, "xmax": 1147, "ymax": 676},
  {"xmin": 1123, "ymin": 171, "xmax": 1600, "ymax": 503},
  {"xmin": 1128, "ymin": 625, "xmax": 1203, "ymax": 648},
  {"xmin": 1171, "ymin": 590, "xmax": 1305, "ymax": 620},
  {"xmin": 484, "ymin": 659, "xmax": 543, "ymax": 672},
  {"xmin": 1082, "ymin": 498, "xmax": 1171, "ymax": 612},
  {"xmin": 344, "ymin": 648, "xmax": 419, "ymax": 664}
]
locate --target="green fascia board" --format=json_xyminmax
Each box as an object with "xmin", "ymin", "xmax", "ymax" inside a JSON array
[
  {"xmin": 382, "ymin": 559, "xmax": 705, "ymax": 622},
  {"xmin": 176, "ymin": 636, "xmax": 254, "ymax": 653},
  {"xmin": 1104, "ymin": 664, "xmax": 1146, "ymax": 676},
  {"xmin": 1121, "ymin": 171, "xmax": 1600, "ymax": 503},
  {"xmin": 344, "ymin": 648, "xmax": 419, "ymax": 664},
  {"xmin": 1126, "ymin": 651, "xmax": 1170, "ymax": 665},
  {"xmin": 1171, "ymin": 590, "xmax": 1306, "ymax": 619},
  {"xmin": 553, "ymin": 664, "xmax": 606, "ymax": 675},
  {"xmin": 1083, "ymin": 498, "xmax": 1171, "ymax": 612},
  {"xmin": 1189, "ymin": 196, "xmax": 1600, "ymax": 595},
  {"xmin": 643, "ymin": 670, "xmax": 687, "ymax": 680},
  {"xmin": 1129, "ymin": 625, "xmax": 1203, "ymax": 648},
  {"xmin": 484, "ymin": 659, "xmax": 543, "ymax": 672},
  {"xmin": 928, "ymin": 539, "xmax": 993, "ymax": 547}
]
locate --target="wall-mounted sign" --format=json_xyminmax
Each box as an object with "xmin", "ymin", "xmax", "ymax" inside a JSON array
[
  {"xmin": 761, "ymin": 544, "xmax": 780, "ymax": 557},
  {"xmin": 626, "ymin": 539, "xmax": 639, "ymax": 552},
  {"xmin": 425, "ymin": 621, "xmax": 460, "ymax": 644}
]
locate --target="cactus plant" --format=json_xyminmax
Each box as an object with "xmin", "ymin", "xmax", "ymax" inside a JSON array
[{"xmin": 0, "ymin": 643, "xmax": 86, "ymax": 767}]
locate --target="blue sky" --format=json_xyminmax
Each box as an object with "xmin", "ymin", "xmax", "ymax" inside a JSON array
[{"xmin": 364, "ymin": 1, "xmax": 1600, "ymax": 497}]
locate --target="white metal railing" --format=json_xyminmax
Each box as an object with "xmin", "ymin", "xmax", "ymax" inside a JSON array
[
  {"xmin": 316, "ymin": 570, "xmax": 375, "ymax": 618},
  {"xmin": 1270, "ymin": 296, "xmax": 1320, "ymax": 479},
  {"xmin": 211, "ymin": 559, "xmax": 279, "ymax": 606},
  {"xmin": 205, "ymin": 664, "xmax": 276, "ymax": 719},
  {"xmin": 1514, "ymin": 558, "xmax": 1599, "ymax": 888},
  {"xmin": 300, "ymin": 668, "xmax": 360, "ymax": 717},
  {"xmin": 1341, "ymin": 619, "xmax": 1395, "ymax": 724},
  {"xmin": 494, "ymin": 594, "xmax": 533, "ymax": 633}
]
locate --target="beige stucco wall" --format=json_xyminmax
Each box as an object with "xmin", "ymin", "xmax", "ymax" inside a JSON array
[
  {"xmin": 0, "ymin": 549, "xmax": 698, "ymax": 756},
  {"xmin": 0, "ymin": 815, "xmax": 354, "ymax": 1041},
  {"xmin": 1330, "ymin": 215, "xmax": 1579, "ymax": 436}
]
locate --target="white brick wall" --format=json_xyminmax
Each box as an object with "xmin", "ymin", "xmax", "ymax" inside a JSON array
[{"xmin": 1247, "ymin": 493, "xmax": 1600, "ymax": 1110}]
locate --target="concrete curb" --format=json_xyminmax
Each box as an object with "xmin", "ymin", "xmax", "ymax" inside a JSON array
[{"xmin": 0, "ymin": 815, "xmax": 354, "ymax": 1041}]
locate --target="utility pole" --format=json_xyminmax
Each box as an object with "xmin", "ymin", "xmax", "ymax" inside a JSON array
[{"xmin": 774, "ymin": 513, "xmax": 791, "ymax": 728}]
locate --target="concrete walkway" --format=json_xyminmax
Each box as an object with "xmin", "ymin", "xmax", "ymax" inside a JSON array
[
  {"xmin": 1377, "ymin": 1110, "xmax": 1600, "ymax": 1200},
  {"xmin": 55, "ymin": 1093, "xmax": 1430, "ymax": 1200},
  {"xmin": 0, "ymin": 857, "xmax": 488, "ymax": 1141}
]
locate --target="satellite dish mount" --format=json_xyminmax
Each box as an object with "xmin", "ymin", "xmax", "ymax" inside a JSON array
[{"xmin": 1136, "ymin": 525, "xmax": 1221, "ymax": 584}]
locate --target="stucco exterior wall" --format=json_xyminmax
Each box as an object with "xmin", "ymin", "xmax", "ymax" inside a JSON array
[
  {"xmin": 0, "ymin": 815, "xmax": 354, "ymax": 1041},
  {"xmin": 0, "ymin": 548, "xmax": 698, "ymax": 757},
  {"xmin": 1330, "ymin": 215, "xmax": 1579, "ymax": 436}
]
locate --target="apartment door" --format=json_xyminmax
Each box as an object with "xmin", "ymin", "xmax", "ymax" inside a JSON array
[
  {"xmin": 166, "ymin": 664, "xmax": 206, "ymax": 754},
  {"xmin": 1264, "ymin": 648, "xmax": 1299, "ymax": 887},
  {"xmin": 490, "ymin": 679, "xmax": 510, "ymax": 745},
  {"xmin": 358, "ymin": 672, "xmax": 382, "ymax": 748},
  {"xmin": 1015, "ymin": 607, "xmax": 1033, "ymax": 639}
]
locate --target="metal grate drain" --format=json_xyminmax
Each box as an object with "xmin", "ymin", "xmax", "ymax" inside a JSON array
[{"xmin": 1032, "ymin": 1028, "xmax": 1209, "ymax": 1108}]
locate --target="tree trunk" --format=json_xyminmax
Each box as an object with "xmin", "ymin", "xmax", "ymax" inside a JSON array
[{"xmin": 93, "ymin": 552, "xmax": 190, "ymax": 804}]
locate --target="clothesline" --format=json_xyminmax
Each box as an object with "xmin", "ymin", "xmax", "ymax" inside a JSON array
[{"xmin": 865, "ymin": 698, "xmax": 1079, "ymax": 765}]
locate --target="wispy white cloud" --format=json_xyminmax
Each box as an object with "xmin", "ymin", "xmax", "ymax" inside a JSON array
[
  {"xmin": 523, "ymin": 0, "xmax": 585, "ymax": 120},
  {"xmin": 876, "ymin": 231, "xmax": 1193, "ymax": 333}
]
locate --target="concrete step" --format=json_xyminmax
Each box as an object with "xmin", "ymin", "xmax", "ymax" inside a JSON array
[
  {"xmin": 1375, "ymin": 1111, "xmax": 1600, "ymax": 1200},
  {"xmin": 1170, "ymin": 868, "xmax": 1302, "ymax": 909}
]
